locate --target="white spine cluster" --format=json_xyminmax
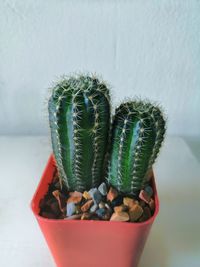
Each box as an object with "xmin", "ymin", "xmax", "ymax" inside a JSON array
[
  {"xmin": 89, "ymin": 95, "xmax": 101, "ymax": 186},
  {"xmin": 130, "ymin": 118, "xmax": 149, "ymax": 192},
  {"xmin": 147, "ymin": 108, "xmax": 165, "ymax": 171},
  {"xmin": 54, "ymin": 89, "xmax": 69, "ymax": 188},
  {"xmin": 72, "ymin": 95, "xmax": 84, "ymax": 191},
  {"xmin": 117, "ymin": 117, "xmax": 128, "ymax": 190},
  {"xmin": 143, "ymin": 107, "xmax": 165, "ymax": 184}
]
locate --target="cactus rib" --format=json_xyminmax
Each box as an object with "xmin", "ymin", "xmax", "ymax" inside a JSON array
[
  {"xmin": 107, "ymin": 100, "xmax": 166, "ymax": 195},
  {"xmin": 48, "ymin": 75, "xmax": 111, "ymax": 192}
]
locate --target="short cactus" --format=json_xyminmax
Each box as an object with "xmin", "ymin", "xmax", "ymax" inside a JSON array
[
  {"xmin": 48, "ymin": 75, "xmax": 111, "ymax": 192},
  {"xmin": 107, "ymin": 100, "xmax": 166, "ymax": 195}
]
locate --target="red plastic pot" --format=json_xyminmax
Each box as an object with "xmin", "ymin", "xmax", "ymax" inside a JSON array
[{"xmin": 31, "ymin": 155, "xmax": 159, "ymax": 267}]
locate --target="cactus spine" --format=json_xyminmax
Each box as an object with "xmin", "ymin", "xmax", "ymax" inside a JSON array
[
  {"xmin": 48, "ymin": 75, "xmax": 111, "ymax": 192},
  {"xmin": 107, "ymin": 101, "xmax": 166, "ymax": 195}
]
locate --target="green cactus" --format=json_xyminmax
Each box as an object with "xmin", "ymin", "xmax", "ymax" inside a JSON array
[
  {"xmin": 107, "ymin": 100, "xmax": 166, "ymax": 195},
  {"xmin": 48, "ymin": 75, "xmax": 111, "ymax": 192}
]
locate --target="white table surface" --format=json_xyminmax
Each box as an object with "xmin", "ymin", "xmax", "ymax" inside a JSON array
[{"xmin": 0, "ymin": 136, "xmax": 199, "ymax": 267}]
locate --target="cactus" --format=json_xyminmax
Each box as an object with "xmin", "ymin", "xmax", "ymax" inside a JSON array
[
  {"xmin": 107, "ymin": 100, "xmax": 166, "ymax": 195},
  {"xmin": 48, "ymin": 75, "xmax": 111, "ymax": 192}
]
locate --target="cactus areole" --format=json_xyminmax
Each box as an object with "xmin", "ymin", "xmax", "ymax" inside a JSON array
[
  {"xmin": 107, "ymin": 101, "xmax": 166, "ymax": 195},
  {"xmin": 48, "ymin": 75, "xmax": 111, "ymax": 192}
]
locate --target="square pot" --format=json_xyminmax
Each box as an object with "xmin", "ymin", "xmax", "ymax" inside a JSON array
[{"xmin": 31, "ymin": 155, "xmax": 159, "ymax": 267}]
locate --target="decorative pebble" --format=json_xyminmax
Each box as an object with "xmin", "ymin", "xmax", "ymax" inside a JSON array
[
  {"xmin": 96, "ymin": 208, "xmax": 107, "ymax": 219},
  {"xmin": 139, "ymin": 200, "xmax": 146, "ymax": 208},
  {"xmin": 102, "ymin": 211, "xmax": 111, "ymax": 221},
  {"xmin": 66, "ymin": 202, "xmax": 76, "ymax": 217},
  {"xmin": 105, "ymin": 203, "xmax": 112, "ymax": 212},
  {"xmin": 144, "ymin": 185, "xmax": 153, "ymax": 197},
  {"xmin": 139, "ymin": 190, "xmax": 151, "ymax": 203},
  {"xmin": 111, "ymin": 195, "xmax": 123, "ymax": 208},
  {"xmin": 114, "ymin": 204, "xmax": 128, "ymax": 213},
  {"xmin": 81, "ymin": 199, "xmax": 94, "ymax": 212},
  {"xmin": 107, "ymin": 187, "xmax": 119, "ymax": 202},
  {"xmin": 50, "ymin": 201, "xmax": 60, "ymax": 216},
  {"xmin": 58, "ymin": 214, "xmax": 65, "ymax": 219},
  {"xmin": 98, "ymin": 182, "xmax": 108, "ymax": 196},
  {"xmin": 41, "ymin": 211, "xmax": 56, "ymax": 219},
  {"xmin": 81, "ymin": 212, "xmax": 92, "ymax": 220},
  {"xmin": 139, "ymin": 206, "xmax": 152, "ymax": 222},
  {"xmin": 69, "ymin": 191, "xmax": 83, "ymax": 198},
  {"xmin": 64, "ymin": 214, "xmax": 82, "ymax": 220},
  {"xmin": 148, "ymin": 198, "xmax": 155, "ymax": 211},
  {"xmin": 90, "ymin": 203, "xmax": 98, "ymax": 213},
  {"xmin": 75, "ymin": 204, "xmax": 82, "ymax": 214},
  {"xmin": 99, "ymin": 201, "xmax": 106, "ymax": 209},
  {"xmin": 52, "ymin": 190, "xmax": 60, "ymax": 199},
  {"xmin": 41, "ymin": 175, "xmax": 154, "ymax": 222},
  {"xmin": 93, "ymin": 189, "xmax": 102, "ymax": 204},
  {"xmin": 123, "ymin": 197, "xmax": 137, "ymax": 208},
  {"xmin": 83, "ymin": 191, "xmax": 92, "ymax": 200},
  {"xmin": 67, "ymin": 196, "xmax": 82, "ymax": 204},
  {"xmin": 88, "ymin": 188, "xmax": 97, "ymax": 198},
  {"xmin": 52, "ymin": 190, "xmax": 63, "ymax": 212},
  {"xmin": 144, "ymin": 206, "xmax": 151, "ymax": 219},
  {"xmin": 129, "ymin": 204, "xmax": 143, "ymax": 222},
  {"xmin": 110, "ymin": 212, "xmax": 129, "ymax": 222},
  {"xmin": 90, "ymin": 214, "xmax": 100, "ymax": 220}
]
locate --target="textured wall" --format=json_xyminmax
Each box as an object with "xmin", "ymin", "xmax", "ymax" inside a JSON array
[{"xmin": 0, "ymin": 0, "xmax": 200, "ymax": 137}]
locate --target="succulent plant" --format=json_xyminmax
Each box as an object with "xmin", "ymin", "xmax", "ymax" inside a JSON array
[
  {"xmin": 48, "ymin": 75, "xmax": 111, "ymax": 192},
  {"xmin": 107, "ymin": 101, "xmax": 166, "ymax": 195}
]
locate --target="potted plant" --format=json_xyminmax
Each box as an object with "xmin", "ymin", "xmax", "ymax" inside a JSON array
[{"xmin": 31, "ymin": 74, "xmax": 166, "ymax": 267}]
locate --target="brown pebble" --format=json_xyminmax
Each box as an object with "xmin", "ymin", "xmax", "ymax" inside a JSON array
[
  {"xmin": 75, "ymin": 204, "xmax": 82, "ymax": 214},
  {"xmin": 123, "ymin": 197, "xmax": 137, "ymax": 208},
  {"xmin": 139, "ymin": 200, "xmax": 146, "ymax": 208},
  {"xmin": 107, "ymin": 187, "xmax": 118, "ymax": 202},
  {"xmin": 40, "ymin": 211, "xmax": 56, "ymax": 219},
  {"xmin": 52, "ymin": 190, "xmax": 64, "ymax": 212},
  {"xmin": 81, "ymin": 213, "xmax": 92, "ymax": 220},
  {"xmin": 67, "ymin": 196, "xmax": 82, "ymax": 204},
  {"xmin": 139, "ymin": 206, "xmax": 152, "ymax": 222},
  {"xmin": 69, "ymin": 191, "xmax": 83, "ymax": 197},
  {"xmin": 90, "ymin": 214, "xmax": 100, "ymax": 220},
  {"xmin": 148, "ymin": 198, "xmax": 155, "ymax": 211},
  {"xmin": 50, "ymin": 201, "xmax": 61, "ymax": 216},
  {"xmin": 114, "ymin": 204, "xmax": 128, "ymax": 213},
  {"xmin": 52, "ymin": 190, "xmax": 60, "ymax": 199},
  {"xmin": 83, "ymin": 191, "xmax": 92, "ymax": 200},
  {"xmin": 65, "ymin": 214, "xmax": 82, "ymax": 220},
  {"xmin": 45, "ymin": 197, "xmax": 56, "ymax": 208},
  {"xmin": 139, "ymin": 190, "xmax": 151, "ymax": 203},
  {"xmin": 129, "ymin": 204, "xmax": 143, "ymax": 222},
  {"xmin": 58, "ymin": 214, "xmax": 66, "ymax": 219},
  {"xmin": 81, "ymin": 200, "xmax": 94, "ymax": 212},
  {"xmin": 110, "ymin": 212, "xmax": 129, "ymax": 222},
  {"xmin": 102, "ymin": 212, "xmax": 111, "ymax": 221}
]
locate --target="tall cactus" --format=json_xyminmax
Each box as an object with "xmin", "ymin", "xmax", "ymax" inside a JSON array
[
  {"xmin": 107, "ymin": 100, "xmax": 166, "ymax": 195},
  {"xmin": 48, "ymin": 75, "xmax": 111, "ymax": 192}
]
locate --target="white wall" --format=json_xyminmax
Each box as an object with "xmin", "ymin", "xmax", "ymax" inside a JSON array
[{"xmin": 0, "ymin": 0, "xmax": 200, "ymax": 137}]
